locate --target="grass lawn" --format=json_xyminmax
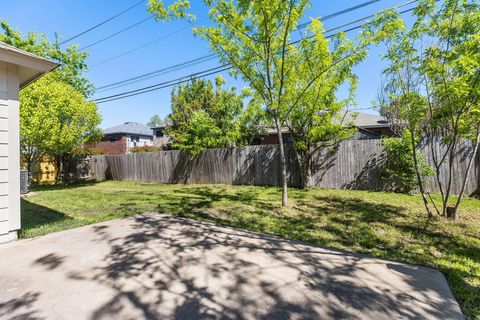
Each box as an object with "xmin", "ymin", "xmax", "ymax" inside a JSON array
[{"xmin": 21, "ymin": 180, "xmax": 480, "ymax": 319}]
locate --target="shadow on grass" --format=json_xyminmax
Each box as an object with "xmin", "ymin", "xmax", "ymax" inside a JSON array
[
  {"xmin": 30, "ymin": 179, "xmax": 102, "ymax": 192},
  {"xmin": 20, "ymin": 198, "xmax": 74, "ymax": 238}
]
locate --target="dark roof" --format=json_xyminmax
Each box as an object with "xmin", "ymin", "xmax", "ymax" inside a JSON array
[{"xmin": 104, "ymin": 122, "xmax": 153, "ymax": 136}]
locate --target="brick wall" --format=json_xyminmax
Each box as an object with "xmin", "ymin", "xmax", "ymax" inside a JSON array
[{"xmin": 95, "ymin": 136, "xmax": 127, "ymax": 155}]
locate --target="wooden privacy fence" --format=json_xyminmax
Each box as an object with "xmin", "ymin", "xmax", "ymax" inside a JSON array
[{"xmin": 88, "ymin": 139, "xmax": 480, "ymax": 195}]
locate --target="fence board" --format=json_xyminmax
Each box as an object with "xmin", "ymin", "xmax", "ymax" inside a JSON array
[{"xmin": 87, "ymin": 139, "xmax": 479, "ymax": 195}]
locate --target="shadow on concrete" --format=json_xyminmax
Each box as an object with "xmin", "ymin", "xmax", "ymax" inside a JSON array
[
  {"xmin": 0, "ymin": 291, "xmax": 42, "ymax": 320},
  {"xmin": 69, "ymin": 214, "xmax": 462, "ymax": 319}
]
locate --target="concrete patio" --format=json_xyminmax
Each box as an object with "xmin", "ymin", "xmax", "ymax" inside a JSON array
[{"xmin": 0, "ymin": 213, "xmax": 463, "ymax": 319}]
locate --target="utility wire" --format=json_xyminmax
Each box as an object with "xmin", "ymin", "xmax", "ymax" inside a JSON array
[
  {"xmin": 79, "ymin": 16, "xmax": 153, "ymax": 51},
  {"xmin": 95, "ymin": 54, "xmax": 217, "ymax": 91},
  {"xmin": 59, "ymin": 0, "xmax": 145, "ymax": 45},
  {"xmin": 96, "ymin": 65, "xmax": 231, "ymax": 103},
  {"xmin": 297, "ymin": 0, "xmax": 381, "ymax": 30},
  {"xmin": 94, "ymin": 0, "xmax": 386, "ymax": 91},
  {"xmin": 94, "ymin": 1, "xmax": 420, "ymax": 104},
  {"xmin": 91, "ymin": 25, "xmax": 194, "ymax": 68}
]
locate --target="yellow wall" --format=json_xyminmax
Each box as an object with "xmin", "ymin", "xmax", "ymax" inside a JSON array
[{"xmin": 22, "ymin": 156, "xmax": 58, "ymax": 184}]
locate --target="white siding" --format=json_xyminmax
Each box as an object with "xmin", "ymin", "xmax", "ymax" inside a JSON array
[
  {"xmin": 0, "ymin": 221, "xmax": 9, "ymax": 234},
  {"xmin": 0, "ymin": 62, "xmax": 8, "ymax": 238},
  {"xmin": 0, "ymin": 208, "xmax": 7, "ymax": 221},
  {"xmin": 0, "ymin": 170, "xmax": 7, "ymax": 183},
  {"xmin": 0, "ymin": 61, "xmax": 21, "ymax": 238},
  {"xmin": 7, "ymin": 63, "xmax": 20, "ymax": 231},
  {"xmin": 0, "ymin": 183, "xmax": 7, "ymax": 196},
  {"xmin": 0, "ymin": 158, "xmax": 7, "ymax": 170},
  {"xmin": 0, "ymin": 118, "xmax": 7, "ymax": 131},
  {"xmin": 0, "ymin": 144, "xmax": 7, "ymax": 156},
  {"xmin": 0, "ymin": 195, "xmax": 7, "ymax": 209}
]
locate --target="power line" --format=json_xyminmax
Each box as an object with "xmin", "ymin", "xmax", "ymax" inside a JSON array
[
  {"xmin": 297, "ymin": 0, "xmax": 381, "ymax": 30},
  {"xmin": 95, "ymin": 54, "xmax": 217, "ymax": 92},
  {"xmin": 94, "ymin": 0, "xmax": 386, "ymax": 91},
  {"xmin": 94, "ymin": 1, "xmax": 421, "ymax": 104},
  {"xmin": 79, "ymin": 16, "xmax": 153, "ymax": 51},
  {"xmin": 90, "ymin": 25, "xmax": 193, "ymax": 68},
  {"xmin": 95, "ymin": 65, "xmax": 231, "ymax": 103},
  {"xmin": 59, "ymin": 0, "xmax": 145, "ymax": 45},
  {"xmin": 94, "ymin": 23, "xmax": 375, "ymax": 103}
]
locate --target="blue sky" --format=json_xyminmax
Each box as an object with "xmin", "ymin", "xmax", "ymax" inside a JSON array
[{"xmin": 0, "ymin": 0, "xmax": 415, "ymax": 129}]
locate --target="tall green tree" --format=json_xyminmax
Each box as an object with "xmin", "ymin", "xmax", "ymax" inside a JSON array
[
  {"xmin": 1, "ymin": 22, "xmax": 101, "ymax": 179},
  {"xmin": 285, "ymin": 21, "xmax": 367, "ymax": 188},
  {"xmin": 148, "ymin": 0, "xmax": 380, "ymax": 206},
  {"xmin": 147, "ymin": 114, "xmax": 166, "ymax": 128},
  {"xmin": 0, "ymin": 21, "xmax": 94, "ymax": 97},
  {"xmin": 168, "ymin": 76, "xmax": 261, "ymax": 155},
  {"xmin": 374, "ymin": 0, "xmax": 480, "ymax": 219},
  {"xmin": 20, "ymin": 75, "xmax": 102, "ymax": 179}
]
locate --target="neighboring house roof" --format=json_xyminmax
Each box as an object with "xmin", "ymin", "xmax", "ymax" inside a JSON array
[
  {"xmin": 262, "ymin": 111, "xmax": 389, "ymax": 134},
  {"xmin": 104, "ymin": 122, "xmax": 153, "ymax": 136},
  {"xmin": 0, "ymin": 41, "xmax": 58, "ymax": 88},
  {"xmin": 343, "ymin": 111, "xmax": 389, "ymax": 128}
]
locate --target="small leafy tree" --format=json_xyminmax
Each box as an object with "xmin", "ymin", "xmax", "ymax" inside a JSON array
[
  {"xmin": 168, "ymin": 76, "xmax": 261, "ymax": 155},
  {"xmin": 20, "ymin": 76, "xmax": 102, "ymax": 180},
  {"xmin": 374, "ymin": 0, "xmax": 480, "ymax": 219},
  {"xmin": 147, "ymin": 114, "xmax": 166, "ymax": 128}
]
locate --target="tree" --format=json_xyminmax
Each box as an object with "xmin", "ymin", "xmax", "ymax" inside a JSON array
[
  {"xmin": 1, "ymin": 22, "xmax": 101, "ymax": 181},
  {"xmin": 167, "ymin": 76, "xmax": 262, "ymax": 155},
  {"xmin": 374, "ymin": 0, "xmax": 480, "ymax": 219},
  {"xmin": 0, "ymin": 21, "xmax": 94, "ymax": 97},
  {"xmin": 285, "ymin": 21, "xmax": 367, "ymax": 188},
  {"xmin": 148, "ymin": 0, "xmax": 378, "ymax": 206},
  {"xmin": 20, "ymin": 75, "xmax": 102, "ymax": 180},
  {"xmin": 147, "ymin": 114, "xmax": 166, "ymax": 128}
]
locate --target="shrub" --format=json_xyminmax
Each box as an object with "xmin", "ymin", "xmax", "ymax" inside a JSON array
[
  {"xmin": 76, "ymin": 147, "xmax": 104, "ymax": 156},
  {"xmin": 130, "ymin": 146, "xmax": 162, "ymax": 153},
  {"xmin": 381, "ymin": 130, "xmax": 433, "ymax": 193}
]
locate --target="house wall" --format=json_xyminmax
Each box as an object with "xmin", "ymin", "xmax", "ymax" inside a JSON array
[
  {"xmin": 126, "ymin": 135, "xmax": 153, "ymax": 152},
  {"xmin": 96, "ymin": 136, "xmax": 127, "ymax": 155},
  {"xmin": 0, "ymin": 61, "xmax": 20, "ymax": 243}
]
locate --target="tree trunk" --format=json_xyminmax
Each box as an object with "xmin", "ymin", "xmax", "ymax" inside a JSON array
[
  {"xmin": 26, "ymin": 157, "xmax": 34, "ymax": 185},
  {"xmin": 275, "ymin": 117, "xmax": 288, "ymax": 207},
  {"xmin": 54, "ymin": 155, "xmax": 63, "ymax": 183},
  {"xmin": 452, "ymin": 132, "xmax": 480, "ymax": 218},
  {"xmin": 442, "ymin": 139, "xmax": 457, "ymax": 217},
  {"xmin": 410, "ymin": 130, "xmax": 433, "ymax": 219}
]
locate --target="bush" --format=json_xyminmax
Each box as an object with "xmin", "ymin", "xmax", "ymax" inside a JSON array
[
  {"xmin": 76, "ymin": 147, "xmax": 104, "ymax": 156},
  {"xmin": 381, "ymin": 130, "xmax": 433, "ymax": 193},
  {"xmin": 130, "ymin": 146, "xmax": 162, "ymax": 153}
]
